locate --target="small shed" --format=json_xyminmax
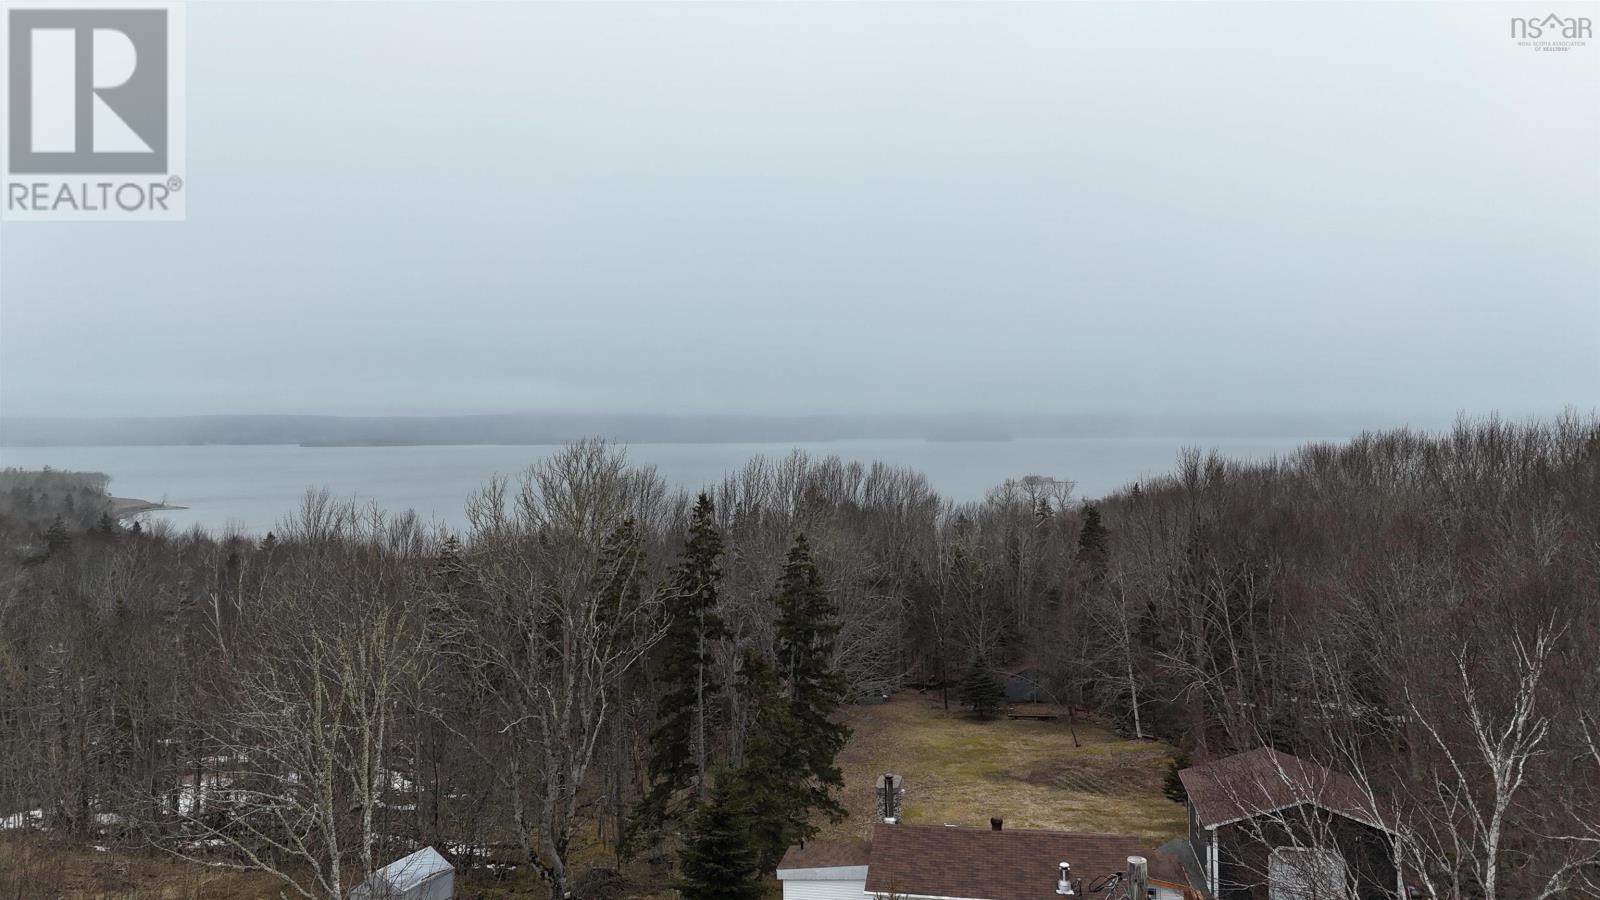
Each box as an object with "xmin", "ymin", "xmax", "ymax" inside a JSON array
[
  {"xmin": 350, "ymin": 847, "xmax": 455, "ymax": 900},
  {"xmin": 1001, "ymin": 660, "xmax": 1051, "ymax": 703}
]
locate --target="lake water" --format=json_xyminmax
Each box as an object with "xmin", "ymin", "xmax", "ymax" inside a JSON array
[{"xmin": 0, "ymin": 438, "xmax": 1323, "ymax": 535}]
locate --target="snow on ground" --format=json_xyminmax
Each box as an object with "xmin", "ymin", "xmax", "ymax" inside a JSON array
[
  {"xmin": 378, "ymin": 769, "xmax": 415, "ymax": 793},
  {"xmin": 171, "ymin": 774, "xmax": 235, "ymax": 816},
  {"xmin": 0, "ymin": 809, "xmax": 43, "ymax": 830}
]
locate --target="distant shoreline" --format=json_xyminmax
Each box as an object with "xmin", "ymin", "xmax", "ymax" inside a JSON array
[{"xmin": 111, "ymin": 497, "xmax": 186, "ymax": 518}]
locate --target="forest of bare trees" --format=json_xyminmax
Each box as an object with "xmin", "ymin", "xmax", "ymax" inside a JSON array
[{"xmin": 1, "ymin": 416, "xmax": 1597, "ymax": 898}]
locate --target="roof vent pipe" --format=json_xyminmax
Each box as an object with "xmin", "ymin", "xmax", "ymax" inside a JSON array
[
  {"xmin": 991, "ymin": 817, "xmax": 1003, "ymax": 831},
  {"xmin": 1056, "ymin": 861, "xmax": 1075, "ymax": 896}
]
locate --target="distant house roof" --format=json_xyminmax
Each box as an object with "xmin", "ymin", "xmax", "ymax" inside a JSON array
[
  {"xmin": 355, "ymin": 846, "xmax": 453, "ymax": 894},
  {"xmin": 1001, "ymin": 658, "xmax": 1044, "ymax": 677},
  {"xmin": 1178, "ymin": 748, "xmax": 1392, "ymax": 832},
  {"xmin": 861, "ymin": 823, "xmax": 1193, "ymax": 899},
  {"xmin": 777, "ymin": 839, "xmax": 873, "ymax": 872}
]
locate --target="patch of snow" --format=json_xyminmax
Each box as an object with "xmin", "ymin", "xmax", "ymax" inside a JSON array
[
  {"xmin": 377, "ymin": 769, "xmax": 415, "ymax": 793},
  {"xmin": 171, "ymin": 776, "xmax": 234, "ymax": 816},
  {"xmin": 0, "ymin": 809, "xmax": 43, "ymax": 830}
]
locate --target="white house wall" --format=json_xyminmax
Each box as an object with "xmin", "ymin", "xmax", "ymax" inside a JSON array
[{"xmin": 781, "ymin": 879, "xmax": 868, "ymax": 900}]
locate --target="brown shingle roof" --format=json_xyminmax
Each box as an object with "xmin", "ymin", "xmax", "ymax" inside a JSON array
[
  {"xmin": 778, "ymin": 839, "xmax": 872, "ymax": 871},
  {"xmin": 861, "ymin": 823, "xmax": 1194, "ymax": 899},
  {"xmin": 1178, "ymin": 748, "xmax": 1391, "ymax": 832}
]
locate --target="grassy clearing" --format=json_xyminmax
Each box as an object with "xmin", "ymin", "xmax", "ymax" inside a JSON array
[
  {"xmin": 0, "ymin": 834, "xmax": 284, "ymax": 900},
  {"xmin": 816, "ymin": 693, "xmax": 1187, "ymax": 845}
]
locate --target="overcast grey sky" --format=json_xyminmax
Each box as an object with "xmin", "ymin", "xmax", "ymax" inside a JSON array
[{"xmin": 1, "ymin": 1, "xmax": 1596, "ymax": 420}]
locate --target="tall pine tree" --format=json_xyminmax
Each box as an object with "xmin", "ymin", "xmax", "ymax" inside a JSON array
[
  {"xmin": 772, "ymin": 533, "xmax": 850, "ymax": 828},
  {"xmin": 727, "ymin": 650, "xmax": 811, "ymax": 872},
  {"xmin": 1078, "ymin": 503, "xmax": 1109, "ymax": 555},
  {"xmin": 632, "ymin": 494, "xmax": 728, "ymax": 847},
  {"xmin": 43, "ymin": 515, "xmax": 70, "ymax": 556},
  {"xmin": 723, "ymin": 646, "xmax": 812, "ymax": 871},
  {"xmin": 1077, "ymin": 503, "xmax": 1110, "ymax": 582},
  {"xmin": 675, "ymin": 769, "xmax": 764, "ymax": 900}
]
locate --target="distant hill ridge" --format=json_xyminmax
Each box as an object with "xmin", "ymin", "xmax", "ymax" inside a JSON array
[{"xmin": 0, "ymin": 412, "xmax": 1435, "ymax": 447}]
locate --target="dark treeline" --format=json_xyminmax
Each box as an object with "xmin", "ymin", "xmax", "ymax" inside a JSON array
[{"xmin": 1, "ymin": 417, "xmax": 1598, "ymax": 899}]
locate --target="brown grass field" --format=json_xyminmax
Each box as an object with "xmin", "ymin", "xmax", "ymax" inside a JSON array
[
  {"xmin": 0, "ymin": 693, "xmax": 1185, "ymax": 898},
  {"xmin": 819, "ymin": 693, "xmax": 1188, "ymax": 845},
  {"xmin": 0, "ymin": 835, "xmax": 284, "ymax": 899}
]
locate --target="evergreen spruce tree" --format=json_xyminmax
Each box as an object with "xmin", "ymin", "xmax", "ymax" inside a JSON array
[
  {"xmin": 772, "ymin": 533, "xmax": 850, "ymax": 826},
  {"xmin": 958, "ymin": 655, "xmax": 1005, "ymax": 719},
  {"xmin": 429, "ymin": 534, "xmax": 474, "ymax": 624},
  {"xmin": 1077, "ymin": 503, "xmax": 1110, "ymax": 585},
  {"xmin": 632, "ymin": 494, "xmax": 728, "ymax": 848},
  {"xmin": 675, "ymin": 770, "xmax": 764, "ymax": 900},
  {"xmin": 1078, "ymin": 503, "xmax": 1109, "ymax": 555},
  {"xmin": 727, "ymin": 651, "xmax": 812, "ymax": 872},
  {"xmin": 43, "ymin": 516, "xmax": 70, "ymax": 556},
  {"xmin": 435, "ymin": 534, "xmax": 467, "ymax": 580},
  {"xmin": 93, "ymin": 512, "xmax": 117, "ymax": 536}
]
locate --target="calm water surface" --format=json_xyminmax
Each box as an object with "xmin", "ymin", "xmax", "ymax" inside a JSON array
[{"xmin": 0, "ymin": 439, "xmax": 1321, "ymax": 535}]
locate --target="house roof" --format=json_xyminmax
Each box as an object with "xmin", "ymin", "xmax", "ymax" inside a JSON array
[
  {"xmin": 360, "ymin": 846, "xmax": 452, "ymax": 892},
  {"xmin": 861, "ymin": 823, "xmax": 1193, "ymax": 899},
  {"xmin": 1001, "ymin": 658, "xmax": 1045, "ymax": 677},
  {"xmin": 1178, "ymin": 748, "xmax": 1391, "ymax": 832},
  {"xmin": 778, "ymin": 839, "xmax": 873, "ymax": 871}
]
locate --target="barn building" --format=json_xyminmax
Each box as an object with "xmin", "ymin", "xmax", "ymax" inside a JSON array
[{"xmin": 1177, "ymin": 749, "xmax": 1401, "ymax": 900}]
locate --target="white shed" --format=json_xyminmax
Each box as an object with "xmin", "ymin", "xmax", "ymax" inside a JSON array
[{"xmin": 349, "ymin": 847, "xmax": 455, "ymax": 900}]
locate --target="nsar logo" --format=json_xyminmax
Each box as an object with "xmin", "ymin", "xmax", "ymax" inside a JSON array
[{"xmin": 1510, "ymin": 13, "xmax": 1592, "ymax": 52}]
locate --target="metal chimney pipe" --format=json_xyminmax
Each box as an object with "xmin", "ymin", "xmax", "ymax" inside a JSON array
[
  {"xmin": 876, "ymin": 773, "xmax": 902, "ymax": 823},
  {"xmin": 1055, "ymin": 861, "xmax": 1074, "ymax": 896},
  {"xmin": 1126, "ymin": 855, "xmax": 1148, "ymax": 900}
]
